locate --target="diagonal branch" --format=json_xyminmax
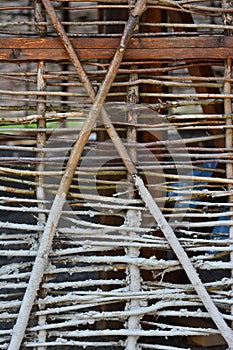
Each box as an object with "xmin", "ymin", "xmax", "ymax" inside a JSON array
[
  {"xmin": 133, "ymin": 174, "xmax": 233, "ymax": 349},
  {"xmin": 42, "ymin": 0, "xmax": 141, "ymax": 175},
  {"xmin": 8, "ymin": 1, "xmax": 146, "ymax": 349}
]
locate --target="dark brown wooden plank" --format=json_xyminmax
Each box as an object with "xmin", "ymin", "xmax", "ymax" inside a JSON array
[
  {"xmin": 0, "ymin": 47, "xmax": 232, "ymax": 61},
  {"xmin": 0, "ymin": 37, "xmax": 232, "ymax": 61},
  {"xmin": 0, "ymin": 36, "xmax": 231, "ymax": 49}
]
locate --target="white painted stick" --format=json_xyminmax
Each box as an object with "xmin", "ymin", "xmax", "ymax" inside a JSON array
[
  {"xmin": 133, "ymin": 174, "xmax": 233, "ymax": 349},
  {"xmin": 8, "ymin": 193, "xmax": 66, "ymax": 350}
]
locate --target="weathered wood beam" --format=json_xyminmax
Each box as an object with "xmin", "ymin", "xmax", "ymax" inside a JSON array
[{"xmin": 0, "ymin": 36, "xmax": 232, "ymax": 61}]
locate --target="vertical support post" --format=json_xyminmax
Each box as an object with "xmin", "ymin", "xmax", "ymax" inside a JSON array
[
  {"xmin": 224, "ymin": 58, "xmax": 233, "ymax": 326},
  {"xmin": 36, "ymin": 60, "xmax": 47, "ymax": 350},
  {"xmin": 224, "ymin": 57, "xmax": 233, "ymax": 327},
  {"xmin": 125, "ymin": 65, "xmax": 141, "ymax": 349},
  {"xmin": 36, "ymin": 61, "xmax": 47, "ymax": 229},
  {"xmin": 34, "ymin": 1, "xmax": 47, "ymax": 349},
  {"xmin": 223, "ymin": 0, "xmax": 233, "ymax": 329}
]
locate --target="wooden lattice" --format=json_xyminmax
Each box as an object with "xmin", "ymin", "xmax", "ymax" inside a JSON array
[{"xmin": 0, "ymin": 1, "xmax": 233, "ymax": 349}]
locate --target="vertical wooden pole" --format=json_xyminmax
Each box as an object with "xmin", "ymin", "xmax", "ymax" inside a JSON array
[
  {"xmin": 36, "ymin": 61, "xmax": 47, "ymax": 350},
  {"xmin": 223, "ymin": 0, "xmax": 233, "ymax": 330},
  {"xmin": 224, "ymin": 56, "xmax": 233, "ymax": 329},
  {"xmin": 34, "ymin": 1, "xmax": 47, "ymax": 349},
  {"xmin": 125, "ymin": 62, "xmax": 141, "ymax": 349}
]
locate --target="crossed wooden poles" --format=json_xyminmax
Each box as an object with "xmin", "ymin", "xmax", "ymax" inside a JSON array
[{"xmin": 8, "ymin": 1, "xmax": 233, "ymax": 349}]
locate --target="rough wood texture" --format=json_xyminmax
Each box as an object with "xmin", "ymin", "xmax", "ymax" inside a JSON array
[
  {"xmin": 0, "ymin": 0, "xmax": 233, "ymax": 349},
  {"xmin": 0, "ymin": 37, "xmax": 233, "ymax": 61}
]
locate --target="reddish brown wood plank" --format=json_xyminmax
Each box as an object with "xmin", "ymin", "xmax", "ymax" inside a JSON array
[
  {"xmin": 1, "ymin": 48, "xmax": 232, "ymax": 61},
  {"xmin": 0, "ymin": 36, "xmax": 231, "ymax": 49},
  {"xmin": 0, "ymin": 36, "xmax": 232, "ymax": 61}
]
